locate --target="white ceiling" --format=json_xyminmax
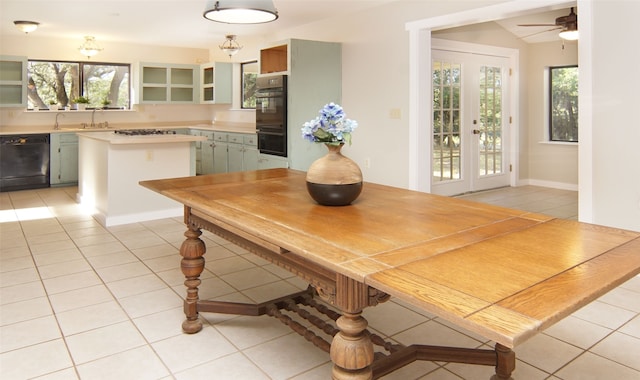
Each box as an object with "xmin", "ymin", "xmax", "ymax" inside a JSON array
[
  {"xmin": 494, "ymin": 7, "xmax": 576, "ymax": 44},
  {"xmin": 0, "ymin": 1, "xmax": 575, "ymax": 48},
  {"xmin": 0, "ymin": 0, "xmax": 395, "ymax": 48}
]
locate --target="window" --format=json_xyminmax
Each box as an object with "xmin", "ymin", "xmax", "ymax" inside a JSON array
[
  {"xmin": 241, "ymin": 60, "xmax": 258, "ymax": 109},
  {"xmin": 27, "ymin": 60, "xmax": 130, "ymax": 110},
  {"xmin": 549, "ymin": 65, "xmax": 578, "ymax": 142}
]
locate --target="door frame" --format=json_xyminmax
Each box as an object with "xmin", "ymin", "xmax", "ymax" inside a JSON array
[
  {"xmin": 431, "ymin": 40, "xmax": 516, "ymax": 195},
  {"xmin": 405, "ymin": 0, "xmax": 586, "ymax": 198}
]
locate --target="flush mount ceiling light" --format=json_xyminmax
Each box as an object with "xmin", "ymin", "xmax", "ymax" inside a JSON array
[
  {"xmin": 219, "ymin": 34, "xmax": 243, "ymax": 58},
  {"xmin": 203, "ymin": 0, "xmax": 278, "ymax": 24},
  {"xmin": 79, "ymin": 36, "xmax": 103, "ymax": 59},
  {"xmin": 14, "ymin": 20, "xmax": 39, "ymax": 34}
]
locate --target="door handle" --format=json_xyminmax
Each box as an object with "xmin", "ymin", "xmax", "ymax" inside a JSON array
[{"xmin": 472, "ymin": 129, "xmax": 481, "ymax": 135}]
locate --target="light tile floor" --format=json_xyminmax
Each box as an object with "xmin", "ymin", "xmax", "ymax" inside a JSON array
[{"xmin": 1, "ymin": 185, "xmax": 639, "ymax": 380}]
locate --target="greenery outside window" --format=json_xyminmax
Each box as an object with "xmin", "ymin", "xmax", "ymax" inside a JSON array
[
  {"xmin": 549, "ymin": 65, "xmax": 578, "ymax": 142},
  {"xmin": 241, "ymin": 60, "xmax": 258, "ymax": 109},
  {"xmin": 27, "ymin": 60, "xmax": 130, "ymax": 110}
]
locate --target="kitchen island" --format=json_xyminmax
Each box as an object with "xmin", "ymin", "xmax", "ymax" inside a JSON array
[{"xmin": 77, "ymin": 130, "xmax": 205, "ymax": 227}]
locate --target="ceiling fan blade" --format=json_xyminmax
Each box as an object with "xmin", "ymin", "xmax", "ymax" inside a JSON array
[
  {"xmin": 518, "ymin": 23, "xmax": 558, "ymax": 27},
  {"xmin": 519, "ymin": 27, "xmax": 562, "ymax": 39}
]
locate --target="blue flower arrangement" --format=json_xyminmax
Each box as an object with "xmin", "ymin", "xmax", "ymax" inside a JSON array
[{"xmin": 301, "ymin": 103, "xmax": 358, "ymax": 146}]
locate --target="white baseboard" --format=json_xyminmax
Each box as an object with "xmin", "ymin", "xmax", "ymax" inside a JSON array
[
  {"xmin": 93, "ymin": 208, "xmax": 184, "ymax": 227},
  {"xmin": 519, "ymin": 179, "xmax": 578, "ymax": 191}
]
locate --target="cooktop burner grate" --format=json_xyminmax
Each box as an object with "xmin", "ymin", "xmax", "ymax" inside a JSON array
[{"xmin": 114, "ymin": 129, "xmax": 177, "ymax": 136}]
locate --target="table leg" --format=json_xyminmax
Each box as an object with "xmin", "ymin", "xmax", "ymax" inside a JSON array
[
  {"xmin": 331, "ymin": 275, "xmax": 375, "ymax": 380},
  {"xmin": 180, "ymin": 226, "xmax": 206, "ymax": 334},
  {"xmin": 492, "ymin": 343, "xmax": 516, "ymax": 380}
]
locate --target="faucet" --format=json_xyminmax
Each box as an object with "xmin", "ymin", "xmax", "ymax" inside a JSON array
[
  {"xmin": 88, "ymin": 108, "xmax": 109, "ymax": 129},
  {"xmin": 54, "ymin": 112, "xmax": 65, "ymax": 130},
  {"xmin": 90, "ymin": 108, "xmax": 98, "ymax": 128}
]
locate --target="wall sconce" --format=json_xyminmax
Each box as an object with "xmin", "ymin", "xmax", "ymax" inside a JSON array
[
  {"xmin": 14, "ymin": 20, "xmax": 39, "ymax": 34},
  {"xmin": 204, "ymin": 0, "xmax": 278, "ymax": 24},
  {"xmin": 79, "ymin": 36, "xmax": 103, "ymax": 59},
  {"xmin": 219, "ymin": 35, "xmax": 243, "ymax": 58}
]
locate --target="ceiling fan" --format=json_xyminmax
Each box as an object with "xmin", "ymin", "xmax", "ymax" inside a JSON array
[{"xmin": 518, "ymin": 7, "xmax": 578, "ymax": 41}]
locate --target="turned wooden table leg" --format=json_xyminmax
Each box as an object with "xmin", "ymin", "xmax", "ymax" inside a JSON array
[
  {"xmin": 331, "ymin": 275, "xmax": 374, "ymax": 380},
  {"xmin": 491, "ymin": 343, "xmax": 516, "ymax": 380},
  {"xmin": 180, "ymin": 226, "xmax": 206, "ymax": 334}
]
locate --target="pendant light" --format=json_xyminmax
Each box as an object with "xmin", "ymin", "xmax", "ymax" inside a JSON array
[
  {"xmin": 14, "ymin": 21, "xmax": 39, "ymax": 34},
  {"xmin": 219, "ymin": 35, "xmax": 243, "ymax": 57},
  {"xmin": 79, "ymin": 36, "xmax": 103, "ymax": 59},
  {"xmin": 203, "ymin": 0, "xmax": 278, "ymax": 24}
]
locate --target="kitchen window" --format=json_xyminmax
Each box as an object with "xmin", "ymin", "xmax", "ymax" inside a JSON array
[
  {"xmin": 27, "ymin": 60, "xmax": 130, "ymax": 110},
  {"xmin": 241, "ymin": 60, "xmax": 258, "ymax": 109},
  {"xmin": 549, "ymin": 65, "xmax": 578, "ymax": 142}
]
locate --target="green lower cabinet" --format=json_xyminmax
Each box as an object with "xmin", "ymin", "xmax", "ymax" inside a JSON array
[
  {"xmin": 227, "ymin": 142, "xmax": 244, "ymax": 173},
  {"xmin": 227, "ymin": 133, "xmax": 258, "ymax": 173},
  {"xmin": 50, "ymin": 133, "xmax": 79, "ymax": 186},
  {"xmin": 191, "ymin": 130, "xmax": 258, "ymax": 174},
  {"xmin": 200, "ymin": 131, "xmax": 215, "ymax": 174},
  {"xmin": 213, "ymin": 141, "xmax": 228, "ymax": 173},
  {"xmin": 243, "ymin": 146, "xmax": 259, "ymax": 171}
]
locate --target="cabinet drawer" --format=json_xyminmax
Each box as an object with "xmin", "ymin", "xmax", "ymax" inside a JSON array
[
  {"xmin": 228, "ymin": 134, "xmax": 243, "ymax": 144},
  {"xmin": 201, "ymin": 131, "xmax": 214, "ymax": 140},
  {"xmin": 243, "ymin": 134, "xmax": 257, "ymax": 146},
  {"xmin": 214, "ymin": 133, "xmax": 228, "ymax": 142}
]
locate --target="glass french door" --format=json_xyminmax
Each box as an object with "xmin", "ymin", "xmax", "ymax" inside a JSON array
[{"xmin": 431, "ymin": 50, "xmax": 510, "ymax": 196}]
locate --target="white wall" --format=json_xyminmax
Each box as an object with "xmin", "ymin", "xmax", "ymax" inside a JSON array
[
  {"xmin": 527, "ymin": 42, "xmax": 578, "ymax": 190},
  {"xmin": 587, "ymin": 0, "xmax": 640, "ymax": 230}
]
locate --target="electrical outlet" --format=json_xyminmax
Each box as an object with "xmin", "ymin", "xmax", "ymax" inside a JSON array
[
  {"xmin": 146, "ymin": 150, "xmax": 153, "ymax": 161},
  {"xmin": 389, "ymin": 108, "xmax": 401, "ymax": 119},
  {"xmin": 365, "ymin": 157, "xmax": 371, "ymax": 168}
]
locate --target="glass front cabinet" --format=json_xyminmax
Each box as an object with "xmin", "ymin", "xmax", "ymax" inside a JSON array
[
  {"xmin": 138, "ymin": 63, "xmax": 198, "ymax": 104},
  {"xmin": 0, "ymin": 55, "xmax": 28, "ymax": 107},
  {"xmin": 200, "ymin": 62, "xmax": 232, "ymax": 104}
]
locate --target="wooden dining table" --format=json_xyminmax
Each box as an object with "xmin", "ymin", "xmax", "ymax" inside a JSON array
[{"xmin": 140, "ymin": 169, "xmax": 640, "ymax": 380}]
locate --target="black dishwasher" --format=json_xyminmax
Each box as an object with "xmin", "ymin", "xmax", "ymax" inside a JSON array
[{"xmin": 0, "ymin": 134, "xmax": 50, "ymax": 192}]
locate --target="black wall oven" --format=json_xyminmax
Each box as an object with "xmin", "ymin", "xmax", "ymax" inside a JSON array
[{"xmin": 256, "ymin": 75, "xmax": 287, "ymax": 157}]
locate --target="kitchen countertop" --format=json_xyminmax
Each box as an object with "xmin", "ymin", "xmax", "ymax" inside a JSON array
[
  {"xmin": 0, "ymin": 122, "xmax": 257, "ymax": 135},
  {"xmin": 76, "ymin": 131, "xmax": 206, "ymax": 145}
]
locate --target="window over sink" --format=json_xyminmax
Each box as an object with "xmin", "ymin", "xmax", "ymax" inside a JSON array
[{"xmin": 27, "ymin": 60, "xmax": 130, "ymax": 110}]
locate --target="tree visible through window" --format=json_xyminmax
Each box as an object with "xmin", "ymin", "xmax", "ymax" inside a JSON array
[
  {"xmin": 549, "ymin": 65, "xmax": 578, "ymax": 142},
  {"xmin": 27, "ymin": 60, "xmax": 130, "ymax": 110},
  {"xmin": 241, "ymin": 60, "xmax": 258, "ymax": 109}
]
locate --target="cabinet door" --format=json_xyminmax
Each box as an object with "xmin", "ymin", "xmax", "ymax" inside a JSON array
[
  {"xmin": 59, "ymin": 142, "xmax": 79, "ymax": 184},
  {"xmin": 0, "ymin": 56, "xmax": 28, "ymax": 107},
  {"xmin": 227, "ymin": 143, "xmax": 244, "ymax": 173},
  {"xmin": 243, "ymin": 146, "xmax": 259, "ymax": 171},
  {"xmin": 201, "ymin": 132, "xmax": 215, "ymax": 175},
  {"xmin": 213, "ymin": 142, "xmax": 228, "ymax": 173}
]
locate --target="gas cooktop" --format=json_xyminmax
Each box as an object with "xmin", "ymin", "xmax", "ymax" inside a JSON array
[{"xmin": 114, "ymin": 129, "xmax": 177, "ymax": 136}]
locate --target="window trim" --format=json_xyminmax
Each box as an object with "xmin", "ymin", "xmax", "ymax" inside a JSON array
[
  {"xmin": 548, "ymin": 64, "xmax": 578, "ymax": 143},
  {"xmin": 240, "ymin": 60, "xmax": 258, "ymax": 109},
  {"xmin": 27, "ymin": 59, "xmax": 131, "ymax": 110}
]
